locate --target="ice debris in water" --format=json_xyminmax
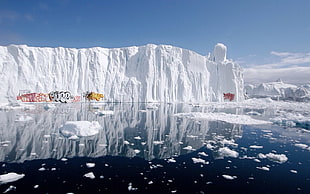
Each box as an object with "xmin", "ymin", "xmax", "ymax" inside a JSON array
[
  {"xmin": 270, "ymin": 112, "xmax": 310, "ymax": 129},
  {"xmin": 295, "ymin": 143, "xmax": 309, "ymax": 150},
  {"xmin": 249, "ymin": 145, "xmax": 263, "ymax": 149},
  {"xmin": 222, "ymin": 174, "xmax": 237, "ymax": 180},
  {"xmin": 0, "ymin": 172, "xmax": 25, "ymax": 184},
  {"xmin": 128, "ymin": 182, "xmax": 138, "ymax": 191},
  {"xmin": 84, "ymin": 172, "xmax": 95, "ymax": 179},
  {"xmin": 198, "ymin": 152, "xmax": 208, "ymax": 157},
  {"xmin": 218, "ymin": 147, "xmax": 239, "ymax": 158},
  {"xmin": 174, "ymin": 112, "xmax": 271, "ymax": 125},
  {"xmin": 192, "ymin": 158, "xmax": 209, "ymax": 165},
  {"xmin": 86, "ymin": 163, "xmax": 95, "ymax": 168},
  {"xmin": 256, "ymin": 166, "xmax": 270, "ymax": 171},
  {"xmin": 258, "ymin": 153, "xmax": 288, "ymax": 164}
]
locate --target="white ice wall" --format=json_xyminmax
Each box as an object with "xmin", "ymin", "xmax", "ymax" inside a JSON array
[{"xmin": 0, "ymin": 44, "xmax": 244, "ymax": 103}]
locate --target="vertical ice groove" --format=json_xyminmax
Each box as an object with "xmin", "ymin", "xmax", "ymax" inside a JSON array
[{"xmin": 0, "ymin": 43, "xmax": 244, "ymax": 103}]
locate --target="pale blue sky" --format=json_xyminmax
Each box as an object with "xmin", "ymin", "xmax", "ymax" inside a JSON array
[{"xmin": 1, "ymin": 0, "xmax": 309, "ymax": 83}]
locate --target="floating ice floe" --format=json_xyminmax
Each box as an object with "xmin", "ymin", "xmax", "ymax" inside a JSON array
[
  {"xmin": 249, "ymin": 145, "xmax": 263, "ymax": 149},
  {"xmin": 256, "ymin": 166, "xmax": 270, "ymax": 171},
  {"xmin": 86, "ymin": 163, "xmax": 95, "ymax": 168},
  {"xmin": 294, "ymin": 143, "xmax": 309, "ymax": 150},
  {"xmin": 59, "ymin": 121, "xmax": 101, "ymax": 138},
  {"xmin": 218, "ymin": 147, "xmax": 239, "ymax": 158},
  {"xmin": 0, "ymin": 172, "xmax": 25, "ymax": 185},
  {"xmin": 167, "ymin": 158, "xmax": 176, "ymax": 163},
  {"xmin": 222, "ymin": 174, "xmax": 237, "ymax": 180},
  {"xmin": 3, "ymin": 185, "xmax": 16, "ymax": 193},
  {"xmin": 198, "ymin": 152, "xmax": 208, "ymax": 157},
  {"xmin": 174, "ymin": 112, "xmax": 271, "ymax": 125},
  {"xmin": 124, "ymin": 141, "xmax": 130, "ymax": 145},
  {"xmin": 192, "ymin": 157, "xmax": 209, "ymax": 165},
  {"xmin": 84, "ymin": 172, "xmax": 95, "ymax": 179},
  {"xmin": 258, "ymin": 153, "xmax": 288, "ymax": 164},
  {"xmin": 270, "ymin": 112, "xmax": 310, "ymax": 129},
  {"xmin": 134, "ymin": 149, "xmax": 141, "ymax": 154},
  {"xmin": 221, "ymin": 139, "xmax": 238, "ymax": 147},
  {"xmin": 134, "ymin": 136, "xmax": 142, "ymax": 140}
]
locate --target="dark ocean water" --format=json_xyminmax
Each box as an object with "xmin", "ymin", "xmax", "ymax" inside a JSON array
[{"xmin": 0, "ymin": 103, "xmax": 309, "ymax": 193}]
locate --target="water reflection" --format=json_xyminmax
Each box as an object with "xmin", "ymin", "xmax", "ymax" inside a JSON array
[{"xmin": 0, "ymin": 103, "xmax": 242, "ymax": 162}]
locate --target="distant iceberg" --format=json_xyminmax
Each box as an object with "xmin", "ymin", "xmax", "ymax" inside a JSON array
[
  {"xmin": 245, "ymin": 80, "xmax": 310, "ymax": 101},
  {"xmin": 0, "ymin": 43, "xmax": 244, "ymax": 103}
]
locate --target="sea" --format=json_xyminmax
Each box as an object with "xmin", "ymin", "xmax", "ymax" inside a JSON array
[{"xmin": 0, "ymin": 102, "xmax": 309, "ymax": 193}]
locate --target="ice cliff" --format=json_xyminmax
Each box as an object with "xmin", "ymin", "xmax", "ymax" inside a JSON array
[{"xmin": 0, "ymin": 43, "xmax": 244, "ymax": 103}]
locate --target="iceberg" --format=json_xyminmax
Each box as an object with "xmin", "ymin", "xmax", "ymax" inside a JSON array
[
  {"xmin": 245, "ymin": 80, "xmax": 310, "ymax": 101},
  {"xmin": 0, "ymin": 43, "xmax": 244, "ymax": 103}
]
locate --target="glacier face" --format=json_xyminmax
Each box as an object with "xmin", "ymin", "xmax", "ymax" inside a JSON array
[{"xmin": 0, "ymin": 44, "xmax": 244, "ymax": 103}]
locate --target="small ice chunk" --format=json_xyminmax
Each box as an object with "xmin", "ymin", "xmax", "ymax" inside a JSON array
[
  {"xmin": 61, "ymin": 158, "xmax": 68, "ymax": 161},
  {"xmin": 124, "ymin": 141, "xmax": 130, "ymax": 145},
  {"xmin": 38, "ymin": 167, "xmax": 46, "ymax": 171},
  {"xmin": 260, "ymin": 153, "xmax": 288, "ymax": 164},
  {"xmin": 222, "ymin": 174, "xmax": 237, "ymax": 180},
  {"xmin": 221, "ymin": 139, "xmax": 238, "ymax": 147},
  {"xmin": 295, "ymin": 143, "xmax": 308, "ymax": 149},
  {"xmin": 290, "ymin": 170, "xmax": 298, "ymax": 174},
  {"xmin": 134, "ymin": 136, "xmax": 141, "ymax": 140},
  {"xmin": 198, "ymin": 152, "xmax": 208, "ymax": 157},
  {"xmin": 34, "ymin": 185, "xmax": 39, "ymax": 188},
  {"xmin": 3, "ymin": 185, "xmax": 16, "ymax": 193},
  {"xmin": 167, "ymin": 158, "xmax": 176, "ymax": 163},
  {"xmin": 218, "ymin": 147, "xmax": 239, "ymax": 158},
  {"xmin": 250, "ymin": 145, "xmax": 263, "ymax": 149},
  {"xmin": 256, "ymin": 166, "xmax": 270, "ymax": 171},
  {"xmin": 253, "ymin": 159, "xmax": 261, "ymax": 163},
  {"xmin": 183, "ymin": 146, "xmax": 195, "ymax": 151},
  {"xmin": 86, "ymin": 163, "xmax": 95, "ymax": 168},
  {"xmin": 192, "ymin": 158, "xmax": 208, "ymax": 165},
  {"xmin": 0, "ymin": 172, "xmax": 25, "ymax": 184},
  {"xmin": 134, "ymin": 149, "xmax": 140, "ymax": 154},
  {"xmin": 84, "ymin": 172, "xmax": 95, "ymax": 179}
]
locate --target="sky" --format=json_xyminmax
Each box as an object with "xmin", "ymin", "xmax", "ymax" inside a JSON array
[{"xmin": 0, "ymin": 0, "xmax": 309, "ymax": 84}]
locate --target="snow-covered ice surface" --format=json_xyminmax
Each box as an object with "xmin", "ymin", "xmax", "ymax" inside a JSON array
[{"xmin": 0, "ymin": 102, "xmax": 309, "ymax": 193}]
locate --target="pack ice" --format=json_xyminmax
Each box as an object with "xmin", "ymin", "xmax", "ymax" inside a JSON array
[{"xmin": 0, "ymin": 43, "xmax": 244, "ymax": 103}]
